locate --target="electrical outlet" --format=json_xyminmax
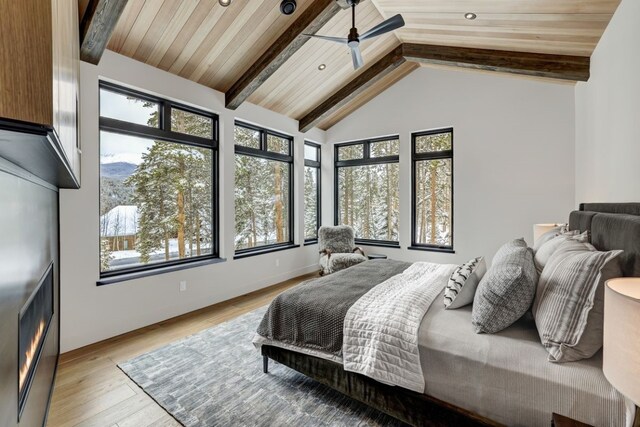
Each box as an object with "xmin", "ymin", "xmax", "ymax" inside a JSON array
[
  {"xmin": 179, "ymin": 281, "xmax": 187, "ymax": 292},
  {"xmin": 275, "ymin": 259, "xmax": 280, "ymax": 267}
]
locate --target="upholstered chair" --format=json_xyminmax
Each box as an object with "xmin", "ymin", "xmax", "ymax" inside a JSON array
[{"xmin": 318, "ymin": 225, "xmax": 367, "ymax": 276}]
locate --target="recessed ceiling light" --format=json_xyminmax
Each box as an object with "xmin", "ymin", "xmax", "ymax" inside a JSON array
[
  {"xmin": 318, "ymin": 64, "xmax": 327, "ymax": 71},
  {"xmin": 464, "ymin": 12, "xmax": 477, "ymax": 20},
  {"xmin": 219, "ymin": 0, "xmax": 231, "ymax": 6},
  {"xmin": 280, "ymin": 0, "xmax": 297, "ymax": 15}
]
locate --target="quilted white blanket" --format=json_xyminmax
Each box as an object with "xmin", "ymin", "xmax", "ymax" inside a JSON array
[{"xmin": 342, "ymin": 262, "xmax": 456, "ymax": 392}]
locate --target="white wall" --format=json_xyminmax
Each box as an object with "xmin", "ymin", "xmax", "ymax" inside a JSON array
[
  {"xmin": 60, "ymin": 49, "xmax": 580, "ymax": 352},
  {"xmin": 575, "ymin": 0, "xmax": 640, "ymax": 204},
  {"xmin": 326, "ymin": 67, "xmax": 576, "ymax": 265},
  {"xmin": 59, "ymin": 51, "xmax": 325, "ymax": 352}
]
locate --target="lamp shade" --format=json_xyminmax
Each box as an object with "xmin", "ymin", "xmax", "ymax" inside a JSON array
[
  {"xmin": 532, "ymin": 223, "xmax": 563, "ymax": 245},
  {"xmin": 603, "ymin": 278, "xmax": 640, "ymax": 406}
]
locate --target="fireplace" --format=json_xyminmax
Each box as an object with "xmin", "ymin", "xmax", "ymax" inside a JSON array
[{"xmin": 18, "ymin": 263, "xmax": 54, "ymax": 420}]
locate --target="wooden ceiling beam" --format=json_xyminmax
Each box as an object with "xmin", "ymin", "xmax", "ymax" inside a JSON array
[
  {"xmin": 299, "ymin": 42, "xmax": 589, "ymax": 131},
  {"xmin": 225, "ymin": 0, "xmax": 342, "ymax": 110},
  {"xmin": 402, "ymin": 43, "xmax": 590, "ymax": 82},
  {"xmin": 80, "ymin": 0, "xmax": 128, "ymax": 64},
  {"xmin": 298, "ymin": 45, "xmax": 406, "ymax": 133}
]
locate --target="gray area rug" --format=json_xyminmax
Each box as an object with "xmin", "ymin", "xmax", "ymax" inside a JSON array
[{"xmin": 118, "ymin": 307, "xmax": 406, "ymax": 426}]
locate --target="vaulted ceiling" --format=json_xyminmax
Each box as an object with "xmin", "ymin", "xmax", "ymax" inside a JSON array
[
  {"xmin": 80, "ymin": 0, "xmax": 620, "ymax": 131},
  {"xmin": 371, "ymin": 0, "xmax": 617, "ymax": 56}
]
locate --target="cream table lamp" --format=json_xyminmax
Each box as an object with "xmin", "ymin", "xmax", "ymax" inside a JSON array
[
  {"xmin": 532, "ymin": 223, "xmax": 564, "ymax": 246},
  {"xmin": 603, "ymin": 278, "xmax": 640, "ymax": 407}
]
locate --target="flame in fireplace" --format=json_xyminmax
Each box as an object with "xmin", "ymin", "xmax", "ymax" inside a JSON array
[{"xmin": 19, "ymin": 320, "xmax": 45, "ymax": 391}]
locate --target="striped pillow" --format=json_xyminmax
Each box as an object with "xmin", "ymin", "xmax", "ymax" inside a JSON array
[
  {"xmin": 532, "ymin": 240, "xmax": 623, "ymax": 362},
  {"xmin": 444, "ymin": 257, "xmax": 486, "ymax": 309}
]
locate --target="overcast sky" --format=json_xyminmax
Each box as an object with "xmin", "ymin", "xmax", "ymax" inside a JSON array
[{"xmin": 100, "ymin": 89, "xmax": 157, "ymax": 165}]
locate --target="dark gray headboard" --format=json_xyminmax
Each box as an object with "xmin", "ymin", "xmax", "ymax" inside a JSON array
[{"xmin": 569, "ymin": 203, "xmax": 640, "ymax": 277}]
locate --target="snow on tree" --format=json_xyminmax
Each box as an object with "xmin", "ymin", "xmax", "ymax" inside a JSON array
[
  {"xmin": 126, "ymin": 141, "xmax": 212, "ymax": 263},
  {"xmin": 116, "ymin": 102, "xmax": 213, "ymax": 264},
  {"xmin": 337, "ymin": 142, "xmax": 400, "ymax": 241},
  {"xmin": 304, "ymin": 166, "xmax": 318, "ymax": 239},
  {"xmin": 100, "ymin": 238, "xmax": 114, "ymax": 271},
  {"xmin": 414, "ymin": 132, "xmax": 452, "ymax": 246},
  {"xmin": 234, "ymin": 126, "xmax": 290, "ymax": 250}
]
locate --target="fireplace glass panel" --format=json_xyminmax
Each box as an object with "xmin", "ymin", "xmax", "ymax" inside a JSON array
[{"xmin": 18, "ymin": 263, "xmax": 54, "ymax": 418}]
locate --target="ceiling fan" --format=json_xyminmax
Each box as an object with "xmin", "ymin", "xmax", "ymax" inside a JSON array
[{"xmin": 305, "ymin": 0, "xmax": 405, "ymax": 70}]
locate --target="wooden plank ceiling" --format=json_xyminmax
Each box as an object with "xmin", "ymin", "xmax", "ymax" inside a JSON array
[
  {"xmin": 247, "ymin": 1, "xmax": 399, "ymax": 120},
  {"xmin": 370, "ymin": 0, "xmax": 618, "ymax": 56},
  {"xmin": 104, "ymin": 0, "xmax": 619, "ymax": 131}
]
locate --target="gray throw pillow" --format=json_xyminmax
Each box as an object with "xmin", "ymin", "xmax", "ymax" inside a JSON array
[
  {"xmin": 444, "ymin": 257, "xmax": 486, "ymax": 309},
  {"xmin": 532, "ymin": 240, "xmax": 623, "ymax": 363},
  {"xmin": 472, "ymin": 239, "xmax": 538, "ymax": 334}
]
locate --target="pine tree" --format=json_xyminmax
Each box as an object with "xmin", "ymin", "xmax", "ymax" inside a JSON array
[
  {"xmin": 304, "ymin": 166, "xmax": 318, "ymax": 239},
  {"xmin": 120, "ymin": 103, "xmax": 214, "ymax": 264},
  {"xmin": 337, "ymin": 141, "xmax": 399, "ymax": 241},
  {"xmin": 415, "ymin": 132, "xmax": 452, "ymax": 246},
  {"xmin": 126, "ymin": 142, "xmax": 176, "ymax": 262},
  {"xmin": 234, "ymin": 126, "xmax": 291, "ymax": 249},
  {"xmin": 100, "ymin": 238, "xmax": 114, "ymax": 271}
]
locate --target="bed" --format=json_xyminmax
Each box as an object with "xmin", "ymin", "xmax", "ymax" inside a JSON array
[{"xmin": 255, "ymin": 203, "xmax": 640, "ymax": 427}]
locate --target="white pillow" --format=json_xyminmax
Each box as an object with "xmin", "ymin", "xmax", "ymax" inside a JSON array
[
  {"xmin": 444, "ymin": 257, "xmax": 486, "ymax": 309},
  {"xmin": 533, "ymin": 225, "xmax": 571, "ymax": 253},
  {"xmin": 534, "ymin": 231, "xmax": 589, "ymax": 273}
]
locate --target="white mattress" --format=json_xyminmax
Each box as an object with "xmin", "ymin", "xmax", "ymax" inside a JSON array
[{"xmin": 419, "ymin": 291, "xmax": 635, "ymax": 427}]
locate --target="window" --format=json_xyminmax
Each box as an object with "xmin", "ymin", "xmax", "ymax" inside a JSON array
[
  {"xmin": 234, "ymin": 122, "xmax": 294, "ymax": 256},
  {"xmin": 411, "ymin": 128, "xmax": 453, "ymax": 252},
  {"xmin": 99, "ymin": 81, "xmax": 219, "ymax": 279},
  {"xmin": 335, "ymin": 137, "xmax": 400, "ymax": 245},
  {"xmin": 304, "ymin": 142, "xmax": 321, "ymax": 243}
]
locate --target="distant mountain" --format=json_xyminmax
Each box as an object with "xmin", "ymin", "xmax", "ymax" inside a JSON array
[
  {"xmin": 100, "ymin": 163, "xmax": 136, "ymax": 214},
  {"xmin": 101, "ymin": 162, "xmax": 137, "ymax": 179}
]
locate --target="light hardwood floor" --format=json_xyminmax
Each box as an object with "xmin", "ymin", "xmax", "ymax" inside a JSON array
[{"xmin": 46, "ymin": 273, "xmax": 314, "ymax": 427}]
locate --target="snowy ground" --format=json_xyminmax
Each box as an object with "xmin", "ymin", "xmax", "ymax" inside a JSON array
[{"xmin": 107, "ymin": 238, "xmax": 212, "ymax": 269}]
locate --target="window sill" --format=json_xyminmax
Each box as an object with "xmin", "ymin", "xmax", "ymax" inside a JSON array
[
  {"xmin": 355, "ymin": 240, "xmax": 401, "ymax": 249},
  {"xmin": 304, "ymin": 239, "xmax": 318, "ymax": 246},
  {"xmin": 234, "ymin": 243, "xmax": 300, "ymax": 260},
  {"xmin": 97, "ymin": 257, "xmax": 226, "ymax": 286},
  {"xmin": 407, "ymin": 246, "xmax": 455, "ymax": 254}
]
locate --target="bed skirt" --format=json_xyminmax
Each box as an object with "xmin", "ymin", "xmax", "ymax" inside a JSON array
[{"xmin": 261, "ymin": 345, "xmax": 502, "ymax": 427}]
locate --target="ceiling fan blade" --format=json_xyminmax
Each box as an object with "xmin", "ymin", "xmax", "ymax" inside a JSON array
[
  {"xmin": 360, "ymin": 14, "xmax": 405, "ymax": 41},
  {"xmin": 351, "ymin": 45, "xmax": 364, "ymax": 70},
  {"xmin": 303, "ymin": 34, "xmax": 348, "ymax": 44}
]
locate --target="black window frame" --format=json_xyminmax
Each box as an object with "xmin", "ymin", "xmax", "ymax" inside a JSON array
[
  {"xmin": 304, "ymin": 141, "xmax": 321, "ymax": 245},
  {"xmin": 98, "ymin": 81, "xmax": 220, "ymax": 283},
  {"xmin": 409, "ymin": 127, "xmax": 454, "ymax": 253},
  {"xmin": 334, "ymin": 136, "xmax": 400, "ymax": 248},
  {"xmin": 234, "ymin": 121, "xmax": 296, "ymax": 258}
]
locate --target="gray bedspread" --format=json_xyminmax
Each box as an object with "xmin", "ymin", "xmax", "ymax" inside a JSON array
[
  {"xmin": 256, "ymin": 260, "xmax": 411, "ymax": 356},
  {"xmin": 419, "ymin": 288, "xmax": 635, "ymax": 426}
]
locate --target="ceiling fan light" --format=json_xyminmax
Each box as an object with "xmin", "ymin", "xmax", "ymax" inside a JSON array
[
  {"xmin": 219, "ymin": 0, "xmax": 231, "ymax": 6},
  {"xmin": 306, "ymin": 3, "xmax": 404, "ymax": 71},
  {"xmin": 464, "ymin": 12, "xmax": 477, "ymax": 20}
]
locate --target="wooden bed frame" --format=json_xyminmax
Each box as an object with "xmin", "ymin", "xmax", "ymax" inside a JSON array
[{"xmin": 260, "ymin": 203, "xmax": 640, "ymax": 427}]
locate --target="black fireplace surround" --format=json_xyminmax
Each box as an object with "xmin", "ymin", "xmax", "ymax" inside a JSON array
[{"xmin": 0, "ymin": 167, "xmax": 60, "ymax": 427}]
